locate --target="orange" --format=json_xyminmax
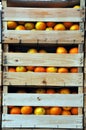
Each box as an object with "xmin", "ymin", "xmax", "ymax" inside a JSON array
[
  {"xmin": 70, "ymin": 24, "xmax": 79, "ymax": 30},
  {"xmin": 71, "ymin": 107, "xmax": 78, "ymax": 115},
  {"xmin": 21, "ymin": 106, "xmax": 33, "ymax": 114},
  {"xmin": 10, "ymin": 107, "xmax": 21, "ymax": 114},
  {"xmin": 46, "ymin": 22, "xmax": 56, "ymax": 27},
  {"xmin": 27, "ymin": 48, "xmax": 37, "ymax": 53},
  {"xmin": 39, "ymin": 49, "xmax": 47, "ymax": 53},
  {"xmin": 35, "ymin": 88, "xmax": 46, "ymax": 93},
  {"xmin": 62, "ymin": 107, "xmax": 72, "ymax": 111},
  {"xmin": 15, "ymin": 25, "xmax": 26, "ymax": 30},
  {"xmin": 25, "ymin": 22, "xmax": 35, "ymax": 30},
  {"xmin": 57, "ymin": 68, "xmax": 69, "ymax": 73},
  {"xmin": 35, "ymin": 22, "xmax": 46, "ymax": 30},
  {"xmin": 16, "ymin": 66, "xmax": 27, "ymax": 72},
  {"xmin": 46, "ymin": 67, "xmax": 57, "ymax": 73},
  {"xmin": 54, "ymin": 23, "xmax": 66, "ymax": 30},
  {"xmin": 46, "ymin": 27, "xmax": 53, "ymax": 30},
  {"xmin": 34, "ymin": 67, "xmax": 46, "ymax": 72},
  {"xmin": 63, "ymin": 22, "xmax": 73, "ymax": 29},
  {"xmin": 8, "ymin": 67, "xmax": 16, "ymax": 72},
  {"xmin": 61, "ymin": 110, "xmax": 71, "ymax": 115},
  {"xmin": 73, "ymin": 5, "xmax": 80, "ymax": 8},
  {"xmin": 8, "ymin": 106, "xmax": 14, "ymax": 109},
  {"xmin": 56, "ymin": 47, "xmax": 67, "ymax": 53},
  {"xmin": 70, "ymin": 67, "xmax": 78, "ymax": 73},
  {"xmin": 45, "ymin": 107, "xmax": 50, "ymax": 115},
  {"xmin": 59, "ymin": 88, "xmax": 70, "ymax": 94},
  {"xmin": 7, "ymin": 21, "xmax": 17, "ymax": 29},
  {"xmin": 69, "ymin": 47, "xmax": 78, "ymax": 53},
  {"xmin": 49, "ymin": 106, "xmax": 62, "ymax": 115},
  {"xmin": 46, "ymin": 89, "xmax": 56, "ymax": 94},
  {"xmin": 26, "ymin": 66, "xmax": 35, "ymax": 71}
]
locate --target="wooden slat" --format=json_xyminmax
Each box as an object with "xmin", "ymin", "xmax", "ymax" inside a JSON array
[
  {"xmin": 3, "ymin": 93, "xmax": 83, "ymax": 107},
  {"xmin": 2, "ymin": 114, "xmax": 83, "ymax": 129},
  {"xmin": 3, "ymin": 72, "xmax": 83, "ymax": 86},
  {"xmin": 3, "ymin": 8, "xmax": 83, "ymax": 22},
  {"xmin": 3, "ymin": 30, "xmax": 84, "ymax": 44},
  {"xmin": 3, "ymin": 53, "xmax": 83, "ymax": 67}
]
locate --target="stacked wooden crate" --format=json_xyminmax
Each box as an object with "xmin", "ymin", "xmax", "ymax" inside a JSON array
[{"xmin": 2, "ymin": 0, "xmax": 85, "ymax": 129}]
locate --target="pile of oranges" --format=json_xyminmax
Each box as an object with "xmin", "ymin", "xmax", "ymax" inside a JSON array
[
  {"xmin": 8, "ymin": 46, "xmax": 78, "ymax": 73},
  {"xmin": 7, "ymin": 21, "xmax": 80, "ymax": 31},
  {"xmin": 8, "ymin": 88, "xmax": 78, "ymax": 115}
]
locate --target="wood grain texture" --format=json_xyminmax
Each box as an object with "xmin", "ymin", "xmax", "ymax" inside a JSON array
[
  {"xmin": 2, "ymin": 114, "xmax": 83, "ymax": 129},
  {"xmin": 3, "ymin": 53, "xmax": 83, "ymax": 67},
  {"xmin": 3, "ymin": 30, "xmax": 84, "ymax": 44},
  {"xmin": 3, "ymin": 93, "xmax": 83, "ymax": 107},
  {"xmin": 3, "ymin": 72, "xmax": 83, "ymax": 86},
  {"xmin": 3, "ymin": 7, "xmax": 83, "ymax": 22}
]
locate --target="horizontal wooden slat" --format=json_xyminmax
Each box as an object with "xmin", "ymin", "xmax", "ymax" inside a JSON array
[
  {"xmin": 3, "ymin": 93, "xmax": 83, "ymax": 107},
  {"xmin": 3, "ymin": 8, "xmax": 83, "ymax": 22},
  {"xmin": 3, "ymin": 72, "xmax": 83, "ymax": 86},
  {"xmin": 2, "ymin": 114, "xmax": 83, "ymax": 128},
  {"xmin": 3, "ymin": 53, "xmax": 83, "ymax": 67},
  {"xmin": 3, "ymin": 30, "xmax": 84, "ymax": 44}
]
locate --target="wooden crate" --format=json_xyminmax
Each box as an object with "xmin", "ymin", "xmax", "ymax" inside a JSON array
[
  {"xmin": 2, "ymin": 0, "xmax": 85, "ymax": 129},
  {"xmin": 2, "ymin": 0, "xmax": 85, "ymax": 44}
]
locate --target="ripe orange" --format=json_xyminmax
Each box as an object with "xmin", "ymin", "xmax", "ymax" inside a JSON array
[
  {"xmin": 69, "ymin": 47, "xmax": 78, "ymax": 53},
  {"xmin": 61, "ymin": 110, "xmax": 71, "ymax": 115},
  {"xmin": 7, "ymin": 21, "xmax": 18, "ymax": 29},
  {"xmin": 71, "ymin": 107, "xmax": 78, "ymax": 115},
  {"xmin": 35, "ymin": 88, "xmax": 46, "ymax": 93},
  {"xmin": 70, "ymin": 67, "xmax": 78, "ymax": 73},
  {"xmin": 46, "ymin": 67, "xmax": 57, "ymax": 73},
  {"xmin": 49, "ymin": 106, "xmax": 62, "ymax": 115},
  {"xmin": 54, "ymin": 23, "xmax": 66, "ymax": 30},
  {"xmin": 39, "ymin": 49, "xmax": 47, "ymax": 53},
  {"xmin": 73, "ymin": 5, "xmax": 80, "ymax": 8},
  {"xmin": 35, "ymin": 22, "xmax": 46, "ymax": 30},
  {"xmin": 46, "ymin": 22, "xmax": 56, "ymax": 28},
  {"xmin": 34, "ymin": 67, "xmax": 46, "ymax": 72},
  {"xmin": 8, "ymin": 67, "xmax": 16, "ymax": 72},
  {"xmin": 15, "ymin": 25, "xmax": 26, "ymax": 30},
  {"xmin": 26, "ymin": 66, "xmax": 35, "ymax": 71},
  {"xmin": 70, "ymin": 24, "xmax": 79, "ymax": 30},
  {"xmin": 62, "ymin": 107, "xmax": 72, "ymax": 111},
  {"xmin": 46, "ymin": 88, "xmax": 56, "ymax": 94},
  {"xmin": 21, "ymin": 106, "xmax": 33, "ymax": 114},
  {"xmin": 56, "ymin": 47, "xmax": 67, "ymax": 53},
  {"xmin": 63, "ymin": 22, "xmax": 73, "ymax": 29},
  {"xmin": 16, "ymin": 66, "xmax": 27, "ymax": 72},
  {"xmin": 57, "ymin": 68, "xmax": 69, "ymax": 73},
  {"xmin": 59, "ymin": 88, "xmax": 70, "ymax": 94},
  {"xmin": 27, "ymin": 48, "xmax": 37, "ymax": 53},
  {"xmin": 10, "ymin": 107, "xmax": 21, "ymax": 114}
]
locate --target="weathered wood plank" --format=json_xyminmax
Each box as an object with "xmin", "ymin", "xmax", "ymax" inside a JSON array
[
  {"xmin": 3, "ymin": 72, "xmax": 83, "ymax": 86},
  {"xmin": 3, "ymin": 8, "xmax": 83, "ymax": 22},
  {"xmin": 3, "ymin": 30, "xmax": 84, "ymax": 44},
  {"xmin": 2, "ymin": 114, "xmax": 83, "ymax": 129},
  {"xmin": 3, "ymin": 93, "xmax": 83, "ymax": 107},
  {"xmin": 3, "ymin": 53, "xmax": 83, "ymax": 67}
]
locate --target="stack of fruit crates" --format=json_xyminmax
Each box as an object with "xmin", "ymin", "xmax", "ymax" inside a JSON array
[{"xmin": 2, "ymin": 0, "xmax": 85, "ymax": 129}]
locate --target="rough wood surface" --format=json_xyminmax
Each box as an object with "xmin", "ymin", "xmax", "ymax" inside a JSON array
[
  {"xmin": 2, "ymin": 114, "xmax": 83, "ymax": 129},
  {"xmin": 3, "ymin": 72, "xmax": 83, "ymax": 86},
  {"xmin": 3, "ymin": 53, "xmax": 83, "ymax": 67},
  {"xmin": 3, "ymin": 93, "xmax": 83, "ymax": 107},
  {"xmin": 3, "ymin": 30, "xmax": 84, "ymax": 44},
  {"xmin": 3, "ymin": 7, "xmax": 83, "ymax": 22}
]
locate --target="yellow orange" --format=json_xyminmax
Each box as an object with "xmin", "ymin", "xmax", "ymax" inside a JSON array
[
  {"xmin": 70, "ymin": 24, "xmax": 79, "ymax": 30},
  {"xmin": 27, "ymin": 48, "xmax": 37, "ymax": 53},
  {"xmin": 54, "ymin": 23, "xmax": 66, "ymax": 30},
  {"xmin": 46, "ymin": 67, "xmax": 57, "ymax": 73},
  {"xmin": 73, "ymin": 5, "xmax": 80, "ymax": 8},
  {"xmin": 56, "ymin": 47, "xmax": 67, "ymax": 53},
  {"xmin": 21, "ymin": 106, "xmax": 33, "ymax": 114},
  {"xmin": 59, "ymin": 88, "xmax": 70, "ymax": 94},
  {"xmin": 34, "ymin": 107, "xmax": 46, "ymax": 115},
  {"xmin": 15, "ymin": 25, "xmax": 26, "ymax": 30},
  {"xmin": 16, "ymin": 66, "xmax": 26, "ymax": 72},
  {"xmin": 7, "ymin": 21, "xmax": 17, "ymax": 29},
  {"xmin": 35, "ymin": 22, "xmax": 46, "ymax": 30}
]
